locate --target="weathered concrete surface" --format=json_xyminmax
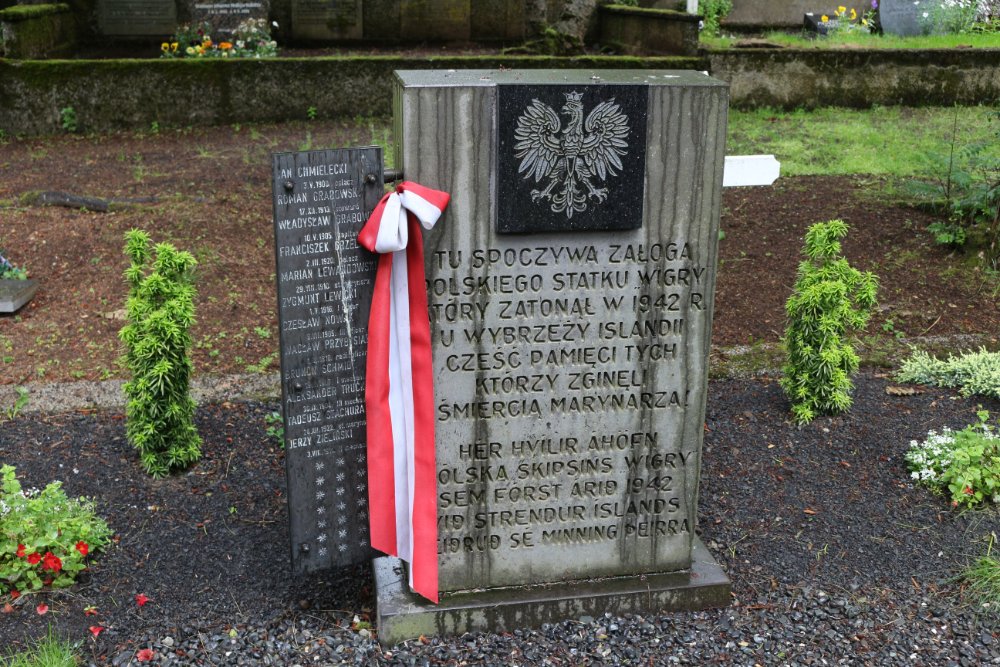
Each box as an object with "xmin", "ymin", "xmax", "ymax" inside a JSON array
[
  {"xmin": 707, "ymin": 49, "xmax": 1000, "ymax": 109},
  {"xmin": 600, "ymin": 5, "xmax": 700, "ymax": 56},
  {"xmin": 723, "ymin": 0, "xmax": 818, "ymax": 30},
  {"xmin": 374, "ymin": 536, "xmax": 731, "ymax": 644}
]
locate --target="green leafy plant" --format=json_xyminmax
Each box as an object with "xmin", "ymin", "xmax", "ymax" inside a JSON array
[
  {"xmin": 699, "ymin": 0, "xmax": 734, "ymax": 36},
  {"xmin": 897, "ymin": 346, "xmax": 1000, "ymax": 399},
  {"xmin": 906, "ymin": 409, "xmax": 1000, "ymax": 508},
  {"xmin": 119, "ymin": 229, "xmax": 202, "ymax": 477},
  {"xmin": 908, "ymin": 108, "xmax": 1000, "ymax": 269},
  {"xmin": 306, "ymin": 106, "xmax": 318, "ymax": 121},
  {"xmin": 161, "ymin": 18, "xmax": 277, "ymax": 58},
  {"xmin": 0, "ymin": 465, "xmax": 112, "ymax": 597},
  {"xmin": 0, "ymin": 250, "xmax": 27, "ymax": 280},
  {"xmin": 780, "ymin": 220, "xmax": 879, "ymax": 423},
  {"xmin": 264, "ymin": 410, "xmax": 284, "ymax": 447},
  {"xmin": 59, "ymin": 106, "xmax": 77, "ymax": 133},
  {"xmin": 4, "ymin": 387, "xmax": 29, "ymax": 421}
]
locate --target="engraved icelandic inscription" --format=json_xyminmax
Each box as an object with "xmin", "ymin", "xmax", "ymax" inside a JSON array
[
  {"xmin": 272, "ymin": 147, "xmax": 381, "ymax": 574},
  {"xmin": 514, "ymin": 91, "xmax": 629, "ymax": 219},
  {"xmin": 497, "ymin": 84, "xmax": 648, "ymax": 234},
  {"xmin": 429, "ymin": 236, "xmax": 708, "ymax": 586}
]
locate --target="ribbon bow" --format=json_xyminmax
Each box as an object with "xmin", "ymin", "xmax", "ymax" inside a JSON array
[{"xmin": 358, "ymin": 181, "xmax": 449, "ymax": 603}]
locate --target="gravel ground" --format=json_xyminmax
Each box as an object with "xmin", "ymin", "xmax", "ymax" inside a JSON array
[{"xmin": 3, "ymin": 372, "xmax": 1000, "ymax": 666}]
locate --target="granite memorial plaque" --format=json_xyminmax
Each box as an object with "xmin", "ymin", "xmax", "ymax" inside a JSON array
[
  {"xmin": 878, "ymin": 0, "xmax": 930, "ymax": 35},
  {"xmin": 190, "ymin": 0, "xmax": 268, "ymax": 34},
  {"xmin": 271, "ymin": 147, "xmax": 382, "ymax": 573},
  {"xmin": 496, "ymin": 84, "xmax": 649, "ymax": 234},
  {"xmin": 290, "ymin": 0, "xmax": 363, "ymax": 41},
  {"xmin": 375, "ymin": 69, "xmax": 731, "ymax": 642},
  {"xmin": 98, "ymin": 0, "xmax": 176, "ymax": 36}
]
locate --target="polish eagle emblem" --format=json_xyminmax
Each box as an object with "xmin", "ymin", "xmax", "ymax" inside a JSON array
[{"xmin": 513, "ymin": 90, "xmax": 631, "ymax": 219}]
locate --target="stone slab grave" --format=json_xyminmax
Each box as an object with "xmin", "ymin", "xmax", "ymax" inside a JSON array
[
  {"xmin": 97, "ymin": 0, "xmax": 176, "ymax": 36},
  {"xmin": 0, "ymin": 279, "xmax": 38, "ymax": 313},
  {"xmin": 270, "ymin": 147, "xmax": 384, "ymax": 573},
  {"xmin": 188, "ymin": 0, "xmax": 269, "ymax": 34},
  {"xmin": 373, "ymin": 69, "xmax": 732, "ymax": 643}
]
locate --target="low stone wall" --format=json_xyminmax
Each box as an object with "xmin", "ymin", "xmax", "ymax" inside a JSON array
[
  {"xmin": 0, "ymin": 55, "xmax": 702, "ymax": 135},
  {"xmin": 0, "ymin": 3, "xmax": 77, "ymax": 58},
  {"xmin": 1, "ymin": 49, "xmax": 997, "ymax": 136},
  {"xmin": 708, "ymin": 48, "xmax": 1000, "ymax": 108}
]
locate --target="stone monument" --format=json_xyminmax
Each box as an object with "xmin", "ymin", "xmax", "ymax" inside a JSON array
[
  {"xmin": 878, "ymin": 0, "xmax": 931, "ymax": 36},
  {"xmin": 373, "ymin": 69, "xmax": 731, "ymax": 642},
  {"xmin": 189, "ymin": 0, "xmax": 269, "ymax": 34},
  {"xmin": 97, "ymin": 0, "xmax": 177, "ymax": 36}
]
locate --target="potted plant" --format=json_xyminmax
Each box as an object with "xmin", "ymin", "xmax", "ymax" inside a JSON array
[{"xmin": 0, "ymin": 249, "xmax": 38, "ymax": 313}]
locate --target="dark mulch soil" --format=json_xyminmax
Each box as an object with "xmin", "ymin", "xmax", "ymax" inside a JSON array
[
  {"xmin": 2, "ymin": 375, "xmax": 999, "ymax": 664},
  {"xmin": 2, "ymin": 121, "xmax": 998, "ymax": 386}
]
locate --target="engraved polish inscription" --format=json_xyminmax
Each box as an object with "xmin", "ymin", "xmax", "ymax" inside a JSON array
[
  {"xmin": 429, "ymin": 238, "xmax": 709, "ymax": 574},
  {"xmin": 272, "ymin": 147, "xmax": 381, "ymax": 573}
]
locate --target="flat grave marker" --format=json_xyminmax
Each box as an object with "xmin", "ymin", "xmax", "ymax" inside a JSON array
[{"xmin": 189, "ymin": 0, "xmax": 269, "ymax": 34}]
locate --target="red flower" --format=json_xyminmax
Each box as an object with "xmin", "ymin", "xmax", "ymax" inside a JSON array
[
  {"xmin": 42, "ymin": 552, "xmax": 62, "ymax": 573},
  {"xmin": 963, "ymin": 486, "xmax": 974, "ymax": 495},
  {"xmin": 136, "ymin": 648, "xmax": 155, "ymax": 662},
  {"xmin": 84, "ymin": 605, "xmax": 98, "ymax": 616},
  {"xmin": 9, "ymin": 590, "xmax": 19, "ymax": 599},
  {"xmin": 89, "ymin": 626, "xmax": 104, "ymax": 638},
  {"xmin": 16, "ymin": 544, "xmax": 25, "ymax": 558},
  {"xmin": 135, "ymin": 593, "xmax": 150, "ymax": 607},
  {"xmin": 36, "ymin": 603, "xmax": 48, "ymax": 615},
  {"xmin": 75, "ymin": 541, "xmax": 89, "ymax": 557},
  {"xmin": 26, "ymin": 552, "xmax": 41, "ymax": 565}
]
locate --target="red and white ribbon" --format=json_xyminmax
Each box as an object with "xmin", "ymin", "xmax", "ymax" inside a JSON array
[{"xmin": 358, "ymin": 181, "xmax": 449, "ymax": 603}]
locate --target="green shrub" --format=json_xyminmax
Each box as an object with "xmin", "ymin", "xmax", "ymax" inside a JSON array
[
  {"xmin": 896, "ymin": 347, "xmax": 1000, "ymax": 399},
  {"xmin": 0, "ymin": 250, "xmax": 27, "ymax": 280},
  {"xmin": 906, "ymin": 410, "xmax": 1000, "ymax": 508},
  {"xmin": 1, "ymin": 465, "xmax": 111, "ymax": 597},
  {"xmin": 699, "ymin": 0, "xmax": 733, "ymax": 36},
  {"xmin": 119, "ymin": 229, "xmax": 202, "ymax": 477},
  {"xmin": 780, "ymin": 220, "xmax": 878, "ymax": 423}
]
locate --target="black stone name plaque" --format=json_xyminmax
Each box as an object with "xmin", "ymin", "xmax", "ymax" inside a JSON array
[
  {"xmin": 272, "ymin": 147, "xmax": 382, "ymax": 573},
  {"xmin": 98, "ymin": 0, "xmax": 177, "ymax": 36},
  {"xmin": 496, "ymin": 84, "xmax": 648, "ymax": 234}
]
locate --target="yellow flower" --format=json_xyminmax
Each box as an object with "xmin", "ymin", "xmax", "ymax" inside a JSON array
[
  {"xmin": 837, "ymin": 5, "xmax": 846, "ymax": 13},
  {"xmin": 186, "ymin": 46, "xmax": 195, "ymax": 55},
  {"xmin": 850, "ymin": 8, "xmax": 857, "ymax": 19},
  {"xmin": 821, "ymin": 14, "xmax": 829, "ymax": 22},
  {"xmin": 861, "ymin": 18, "xmax": 868, "ymax": 25},
  {"xmin": 161, "ymin": 42, "xmax": 169, "ymax": 52},
  {"xmin": 171, "ymin": 42, "xmax": 178, "ymax": 52}
]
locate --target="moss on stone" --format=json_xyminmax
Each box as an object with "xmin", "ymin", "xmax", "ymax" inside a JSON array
[{"xmin": 0, "ymin": 3, "xmax": 70, "ymax": 22}]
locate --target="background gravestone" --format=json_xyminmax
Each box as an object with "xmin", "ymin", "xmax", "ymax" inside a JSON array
[
  {"xmin": 290, "ymin": 0, "xmax": 362, "ymax": 41},
  {"xmin": 189, "ymin": 0, "xmax": 269, "ymax": 33},
  {"xmin": 878, "ymin": 0, "xmax": 930, "ymax": 35},
  {"xmin": 271, "ymin": 147, "xmax": 382, "ymax": 572},
  {"xmin": 98, "ymin": 0, "xmax": 177, "ymax": 36},
  {"xmin": 374, "ymin": 69, "xmax": 731, "ymax": 642}
]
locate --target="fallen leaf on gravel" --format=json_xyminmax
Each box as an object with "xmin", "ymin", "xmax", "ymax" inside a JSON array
[
  {"xmin": 36, "ymin": 604, "xmax": 48, "ymax": 615},
  {"xmin": 803, "ymin": 508, "xmax": 818, "ymax": 515},
  {"xmin": 839, "ymin": 461, "xmax": 852, "ymax": 468},
  {"xmin": 101, "ymin": 309, "xmax": 127, "ymax": 320},
  {"xmin": 886, "ymin": 386, "xmax": 924, "ymax": 396},
  {"xmin": 136, "ymin": 648, "xmax": 155, "ymax": 662},
  {"xmin": 2, "ymin": 603, "xmax": 13, "ymax": 614},
  {"xmin": 89, "ymin": 626, "xmax": 104, "ymax": 637},
  {"xmin": 135, "ymin": 593, "xmax": 149, "ymax": 607}
]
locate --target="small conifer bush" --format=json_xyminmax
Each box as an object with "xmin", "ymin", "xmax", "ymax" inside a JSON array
[
  {"xmin": 780, "ymin": 220, "xmax": 878, "ymax": 424},
  {"xmin": 119, "ymin": 229, "xmax": 202, "ymax": 477}
]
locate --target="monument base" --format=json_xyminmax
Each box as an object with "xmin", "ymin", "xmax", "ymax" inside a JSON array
[{"xmin": 373, "ymin": 536, "xmax": 731, "ymax": 645}]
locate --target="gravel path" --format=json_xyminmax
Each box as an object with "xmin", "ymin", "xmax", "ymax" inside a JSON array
[{"xmin": 3, "ymin": 373, "xmax": 1000, "ymax": 665}]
